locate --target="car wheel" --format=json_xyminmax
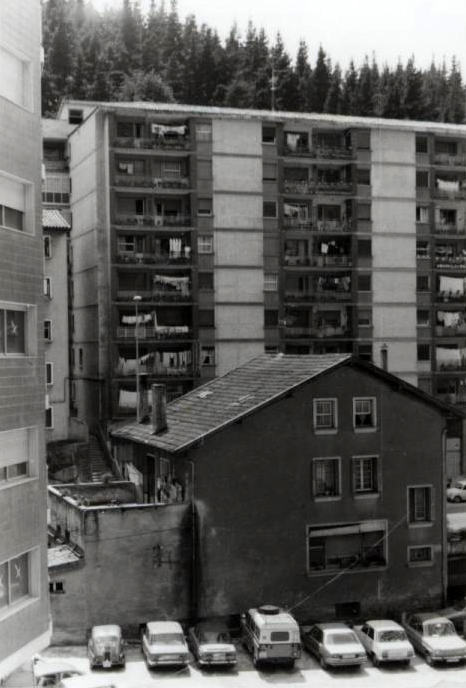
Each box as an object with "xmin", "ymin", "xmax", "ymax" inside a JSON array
[
  {"xmin": 402, "ymin": 659, "xmax": 410, "ymax": 667},
  {"xmin": 320, "ymin": 656, "xmax": 328, "ymax": 670},
  {"xmin": 454, "ymin": 496, "xmax": 462, "ymax": 503},
  {"xmin": 372, "ymin": 653, "xmax": 380, "ymax": 667}
]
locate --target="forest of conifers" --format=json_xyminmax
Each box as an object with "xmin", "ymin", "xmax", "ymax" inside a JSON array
[{"xmin": 42, "ymin": 0, "xmax": 466, "ymax": 123}]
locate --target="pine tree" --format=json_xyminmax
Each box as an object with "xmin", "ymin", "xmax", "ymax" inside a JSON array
[
  {"xmin": 446, "ymin": 57, "xmax": 465, "ymax": 123},
  {"xmin": 356, "ymin": 56, "xmax": 374, "ymax": 116},
  {"xmin": 311, "ymin": 46, "xmax": 331, "ymax": 112},
  {"xmin": 340, "ymin": 60, "xmax": 358, "ymax": 115},
  {"xmin": 403, "ymin": 56, "xmax": 423, "ymax": 120},
  {"xmin": 117, "ymin": 69, "xmax": 174, "ymax": 101},
  {"xmin": 324, "ymin": 64, "xmax": 342, "ymax": 114},
  {"xmin": 270, "ymin": 33, "xmax": 299, "ymax": 111},
  {"xmin": 294, "ymin": 40, "xmax": 312, "ymax": 111},
  {"xmin": 384, "ymin": 62, "xmax": 404, "ymax": 119},
  {"xmin": 142, "ymin": 0, "xmax": 167, "ymax": 74}
]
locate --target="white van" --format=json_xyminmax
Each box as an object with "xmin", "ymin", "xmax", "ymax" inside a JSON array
[{"xmin": 241, "ymin": 604, "xmax": 301, "ymax": 667}]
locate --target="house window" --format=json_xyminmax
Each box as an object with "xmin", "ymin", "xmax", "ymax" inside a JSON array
[
  {"xmin": 0, "ymin": 551, "xmax": 31, "ymax": 610},
  {"xmin": 68, "ymin": 108, "xmax": 83, "ymax": 125},
  {"xmin": 262, "ymin": 126, "xmax": 276, "ymax": 144},
  {"xmin": 417, "ymin": 309, "xmax": 430, "ymax": 326},
  {"xmin": 357, "ymin": 274, "xmax": 371, "ymax": 292},
  {"xmin": 198, "ymin": 235, "xmax": 213, "ymax": 254},
  {"xmin": 357, "ymin": 309, "xmax": 372, "ymax": 327},
  {"xmin": 417, "ymin": 344, "xmax": 430, "ymax": 361},
  {"xmin": 263, "ymin": 201, "xmax": 277, "ymax": 218},
  {"xmin": 42, "ymin": 175, "xmax": 71, "ymax": 204},
  {"xmin": 416, "ymin": 136, "xmax": 428, "ymax": 154},
  {"xmin": 78, "ymin": 348, "xmax": 83, "ymax": 369},
  {"xmin": 357, "ymin": 168, "xmax": 371, "ymax": 185},
  {"xmin": 416, "ymin": 171, "xmax": 429, "ymax": 187},
  {"xmin": 201, "ymin": 345, "xmax": 215, "ymax": 366},
  {"xmin": 353, "ymin": 397, "xmax": 376, "ymax": 430},
  {"xmin": 198, "ymin": 198, "xmax": 212, "ymax": 216},
  {"xmin": 313, "ymin": 399, "xmax": 337, "ymax": 432},
  {"xmin": 312, "ymin": 457, "xmax": 340, "ymax": 498},
  {"xmin": 45, "ymin": 406, "xmax": 53, "ymax": 429},
  {"xmin": 416, "ymin": 241, "xmax": 430, "ymax": 258},
  {"xmin": 408, "ymin": 486, "xmax": 433, "ymax": 523},
  {"xmin": 408, "ymin": 545, "xmax": 433, "ymax": 565},
  {"xmin": 353, "ymin": 456, "xmax": 379, "ymax": 494},
  {"xmin": 49, "ymin": 581, "xmax": 65, "ymax": 594},
  {"xmin": 307, "ymin": 521, "xmax": 386, "ymax": 573},
  {"xmin": 44, "ymin": 319, "xmax": 52, "ymax": 341},
  {"xmin": 357, "ymin": 239, "xmax": 372, "ymax": 257},
  {"xmin": 263, "ymin": 162, "xmax": 277, "ymax": 181},
  {"xmin": 199, "ymin": 310, "xmax": 214, "ymax": 328},
  {"xmin": 116, "ymin": 121, "xmax": 143, "ymax": 138},
  {"xmin": 358, "ymin": 344, "xmax": 372, "ymax": 362},
  {"xmin": 416, "ymin": 205, "xmax": 429, "ymax": 222},
  {"xmin": 163, "ymin": 160, "xmax": 181, "ymax": 179},
  {"xmin": 357, "ymin": 203, "xmax": 371, "ymax": 221},
  {"xmin": 196, "ymin": 123, "xmax": 212, "ymax": 141},
  {"xmin": 0, "ymin": 427, "xmax": 36, "ymax": 485},
  {"xmin": 0, "ymin": 45, "xmax": 31, "ymax": 109},
  {"xmin": 416, "ymin": 275, "xmax": 430, "ymax": 292},
  {"xmin": 264, "ymin": 272, "xmax": 278, "ymax": 291},
  {"xmin": 43, "ymin": 236, "xmax": 52, "ymax": 258},
  {"xmin": 46, "ymin": 362, "xmax": 53, "ymax": 385},
  {"xmin": 0, "ymin": 308, "xmax": 26, "ymax": 354},
  {"xmin": 43, "ymin": 277, "xmax": 52, "ymax": 298},
  {"xmin": 117, "ymin": 235, "xmax": 144, "ymax": 254}
]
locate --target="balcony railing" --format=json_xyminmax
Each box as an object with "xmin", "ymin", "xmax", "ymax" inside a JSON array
[
  {"xmin": 435, "ymin": 324, "xmax": 466, "ymax": 337},
  {"xmin": 152, "ymin": 290, "xmax": 191, "ymax": 302},
  {"xmin": 114, "ymin": 214, "xmax": 192, "ymax": 227},
  {"xmin": 283, "ymin": 180, "xmax": 352, "ymax": 194},
  {"xmin": 437, "ymin": 290, "xmax": 465, "ymax": 303},
  {"xmin": 434, "ymin": 187, "xmax": 466, "ymax": 200},
  {"xmin": 284, "ymin": 255, "xmax": 351, "ymax": 267},
  {"xmin": 435, "ymin": 256, "xmax": 466, "ymax": 270},
  {"xmin": 116, "ymin": 326, "xmax": 191, "ymax": 340},
  {"xmin": 284, "ymin": 325, "xmax": 349, "ymax": 338},
  {"xmin": 435, "ymin": 224, "xmax": 466, "ymax": 235},
  {"xmin": 116, "ymin": 361, "xmax": 196, "ymax": 377},
  {"xmin": 116, "ymin": 251, "xmax": 191, "ymax": 265},
  {"xmin": 316, "ymin": 220, "xmax": 352, "ymax": 233},
  {"xmin": 113, "ymin": 136, "xmax": 191, "ymax": 150},
  {"xmin": 284, "ymin": 144, "xmax": 354, "ymax": 159},
  {"xmin": 284, "ymin": 289, "xmax": 351, "ymax": 302},
  {"xmin": 437, "ymin": 361, "xmax": 466, "ymax": 372},
  {"xmin": 114, "ymin": 175, "xmax": 190, "ymax": 190},
  {"xmin": 433, "ymin": 153, "xmax": 465, "ymax": 166}
]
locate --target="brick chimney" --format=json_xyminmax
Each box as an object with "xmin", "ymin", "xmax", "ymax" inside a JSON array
[{"xmin": 151, "ymin": 384, "xmax": 167, "ymax": 434}]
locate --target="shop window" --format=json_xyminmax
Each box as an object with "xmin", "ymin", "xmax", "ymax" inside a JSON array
[
  {"xmin": 263, "ymin": 201, "xmax": 277, "ymax": 218},
  {"xmin": 352, "ymin": 456, "xmax": 379, "ymax": 494},
  {"xmin": 408, "ymin": 486, "xmax": 433, "ymax": 523},
  {"xmin": 416, "ymin": 171, "xmax": 429, "ymax": 187},
  {"xmin": 307, "ymin": 521, "xmax": 386, "ymax": 573},
  {"xmin": 417, "ymin": 344, "xmax": 430, "ymax": 361},
  {"xmin": 262, "ymin": 126, "xmax": 276, "ymax": 144},
  {"xmin": 353, "ymin": 397, "xmax": 376, "ymax": 430},
  {"xmin": 313, "ymin": 399, "xmax": 337, "ymax": 432},
  {"xmin": 312, "ymin": 457, "xmax": 341, "ymax": 498},
  {"xmin": 408, "ymin": 545, "xmax": 433, "ymax": 565}
]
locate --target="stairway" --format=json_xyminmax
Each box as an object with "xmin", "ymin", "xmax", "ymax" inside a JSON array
[{"xmin": 75, "ymin": 435, "xmax": 112, "ymax": 483}]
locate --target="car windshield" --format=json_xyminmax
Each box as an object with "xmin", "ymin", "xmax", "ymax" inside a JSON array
[
  {"xmin": 93, "ymin": 634, "xmax": 119, "ymax": 643},
  {"xmin": 378, "ymin": 630, "xmax": 407, "ymax": 642},
  {"xmin": 425, "ymin": 621, "xmax": 456, "ymax": 637},
  {"xmin": 327, "ymin": 632, "xmax": 357, "ymax": 644},
  {"xmin": 150, "ymin": 633, "xmax": 185, "ymax": 644},
  {"xmin": 200, "ymin": 631, "xmax": 231, "ymax": 643},
  {"xmin": 453, "ymin": 482, "xmax": 466, "ymax": 489}
]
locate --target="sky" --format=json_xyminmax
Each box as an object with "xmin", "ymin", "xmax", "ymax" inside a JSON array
[{"xmin": 89, "ymin": 0, "xmax": 466, "ymax": 71}]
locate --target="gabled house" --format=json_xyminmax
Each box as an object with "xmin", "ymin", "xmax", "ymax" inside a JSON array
[{"xmin": 106, "ymin": 353, "xmax": 462, "ymax": 624}]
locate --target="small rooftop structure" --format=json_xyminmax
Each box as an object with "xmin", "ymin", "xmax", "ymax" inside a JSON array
[
  {"xmin": 49, "ymin": 481, "xmax": 140, "ymax": 508},
  {"xmin": 43, "ymin": 208, "xmax": 70, "ymax": 230},
  {"xmin": 48, "ymin": 544, "xmax": 82, "ymax": 569}
]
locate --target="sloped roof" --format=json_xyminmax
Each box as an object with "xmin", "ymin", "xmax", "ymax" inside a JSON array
[
  {"xmin": 111, "ymin": 353, "xmax": 464, "ymax": 454},
  {"xmin": 111, "ymin": 353, "xmax": 350, "ymax": 452},
  {"xmin": 48, "ymin": 544, "xmax": 81, "ymax": 569},
  {"xmin": 42, "ymin": 208, "xmax": 70, "ymax": 229},
  {"xmin": 42, "ymin": 117, "xmax": 77, "ymax": 139}
]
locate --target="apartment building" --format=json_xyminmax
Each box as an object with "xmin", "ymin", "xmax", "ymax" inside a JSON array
[
  {"xmin": 0, "ymin": 0, "xmax": 51, "ymax": 678},
  {"xmin": 55, "ymin": 100, "xmax": 466, "ymax": 469}
]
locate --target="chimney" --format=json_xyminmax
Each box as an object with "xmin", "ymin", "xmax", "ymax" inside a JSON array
[
  {"xmin": 138, "ymin": 373, "xmax": 150, "ymax": 422},
  {"xmin": 380, "ymin": 343, "xmax": 388, "ymax": 371},
  {"xmin": 151, "ymin": 384, "xmax": 167, "ymax": 434}
]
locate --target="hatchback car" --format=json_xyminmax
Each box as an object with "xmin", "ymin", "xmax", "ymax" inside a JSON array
[
  {"xmin": 447, "ymin": 479, "xmax": 466, "ymax": 503},
  {"xmin": 88, "ymin": 625, "xmax": 126, "ymax": 669},
  {"xmin": 354, "ymin": 619, "xmax": 414, "ymax": 666},
  {"xmin": 32, "ymin": 657, "xmax": 84, "ymax": 687},
  {"xmin": 141, "ymin": 620, "xmax": 190, "ymax": 668},
  {"xmin": 301, "ymin": 622, "xmax": 366, "ymax": 669},
  {"xmin": 434, "ymin": 597, "xmax": 466, "ymax": 635},
  {"xmin": 188, "ymin": 620, "xmax": 237, "ymax": 667},
  {"xmin": 401, "ymin": 612, "xmax": 466, "ymax": 664}
]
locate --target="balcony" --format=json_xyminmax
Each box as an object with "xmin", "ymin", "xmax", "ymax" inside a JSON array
[
  {"xmin": 114, "ymin": 175, "xmax": 190, "ymax": 190},
  {"xmin": 116, "ymin": 325, "xmax": 191, "ymax": 340},
  {"xmin": 284, "ymin": 255, "xmax": 351, "ymax": 268},
  {"xmin": 435, "ymin": 224, "xmax": 466, "ymax": 236},
  {"xmin": 283, "ymin": 180, "xmax": 352, "ymax": 195},
  {"xmin": 113, "ymin": 135, "xmax": 191, "ymax": 151},
  {"xmin": 316, "ymin": 219, "xmax": 352, "ymax": 233},
  {"xmin": 435, "ymin": 255, "xmax": 466, "ymax": 270},
  {"xmin": 433, "ymin": 153, "xmax": 465, "ymax": 166},
  {"xmin": 114, "ymin": 214, "xmax": 192, "ymax": 228},
  {"xmin": 435, "ymin": 323, "xmax": 466, "ymax": 337},
  {"xmin": 284, "ymin": 325, "xmax": 349, "ymax": 338},
  {"xmin": 115, "ymin": 357, "xmax": 196, "ymax": 378},
  {"xmin": 116, "ymin": 250, "xmax": 192, "ymax": 266},
  {"xmin": 283, "ymin": 217, "xmax": 314, "ymax": 231}
]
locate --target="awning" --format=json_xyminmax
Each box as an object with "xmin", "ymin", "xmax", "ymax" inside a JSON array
[{"xmin": 42, "ymin": 208, "xmax": 70, "ymax": 229}]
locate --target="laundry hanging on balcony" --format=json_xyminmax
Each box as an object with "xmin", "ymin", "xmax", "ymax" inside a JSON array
[
  {"xmin": 439, "ymin": 275, "xmax": 465, "ymax": 295},
  {"xmin": 119, "ymin": 389, "xmax": 137, "ymax": 408},
  {"xmin": 153, "ymin": 274, "xmax": 190, "ymax": 295},
  {"xmin": 151, "ymin": 123, "xmax": 186, "ymax": 137},
  {"xmin": 121, "ymin": 313, "xmax": 153, "ymax": 325}
]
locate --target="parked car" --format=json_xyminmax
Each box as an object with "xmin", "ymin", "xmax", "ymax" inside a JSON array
[
  {"xmin": 447, "ymin": 479, "xmax": 466, "ymax": 502},
  {"xmin": 401, "ymin": 612, "xmax": 466, "ymax": 665},
  {"xmin": 87, "ymin": 625, "xmax": 126, "ymax": 669},
  {"xmin": 301, "ymin": 622, "xmax": 366, "ymax": 669},
  {"xmin": 432, "ymin": 598, "xmax": 466, "ymax": 636},
  {"xmin": 188, "ymin": 620, "xmax": 237, "ymax": 667},
  {"xmin": 241, "ymin": 604, "xmax": 301, "ymax": 667},
  {"xmin": 354, "ymin": 619, "xmax": 414, "ymax": 666},
  {"xmin": 32, "ymin": 657, "xmax": 84, "ymax": 687},
  {"xmin": 141, "ymin": 620, "xmax": 190, "ymax": 668},
  {"xmin": 61, "ymin": 676, "xmax": 116, "ymax": 688}
]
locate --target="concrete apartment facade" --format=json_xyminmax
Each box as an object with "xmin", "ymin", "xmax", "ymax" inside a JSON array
[
  {"xmin": 0, "ymin": 0, "xmax": 51, "ymax": 678},
  {"xmin": 54, "ymin": 100, "xmax": 466, "ymax": 472}
]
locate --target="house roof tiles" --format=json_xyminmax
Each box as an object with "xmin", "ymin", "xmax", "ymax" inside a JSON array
[{"xmin": 43, "ymin": 208, "xmax": 70, "ymax": 229}]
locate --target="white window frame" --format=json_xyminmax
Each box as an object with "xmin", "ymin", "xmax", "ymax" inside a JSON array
[
  {"xmin": 44, "ymin": 319, "xmax": 52, "ymax": 341},
  {"xmin": 0, "ymin": 302, "xmax": 35, "ymax": 357},
  {"xmin": 407, "ymin": 545, "xmax": 434, "ymax": 567},
  {"xmin": 0, "ymin": 426, "xmax": 38, "ymax": 489},
  {"xmin": 312, "ymin": 457, "xmax": 341, "ymax": 499},
  {"xmin": 352, "ymin": 455, "xmax": 379, "ymax": 495},
  {"xmin": 264, "ymin": 272, "xmax": 278, "ymax": 291},
  {"xmin": 43, "ymin": 235, "xmax": 52, "ymax": 259},
  {"xmin": 46, "ymin": 362, "xmax": 53, "ymax": 386},
  {"xmin": 408, "ymin": 485, "xmax": 433, "ymax": 525},
  {"xmin": 313, "ymin": 398, "xmax": 338, "ymax": 433},
  {"xmin": 0, "ymin": 548, "xmax": 40, "ymax": 619},
  {"xmin": 44, "ymin": 277, "xmax": 52, "ymax": 299},
  {"xmin": 45, "ymin": 406, "xmax": 54, "ymax": 429},
  {"xmin": 353, "ymin": 397, "xmax": 377, "ymax": 431},
  {"xmin": 198, "ymin": 235, "xmax": 213, "ymax": 254},
  {"xmin": 196, "ymin": 123, "xmax": 212, "ymax": 141}
]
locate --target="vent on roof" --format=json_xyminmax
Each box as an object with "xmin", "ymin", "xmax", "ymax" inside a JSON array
[{"xmin": 258, "ymin": 605, "xmax": 280, "ymax": 615}]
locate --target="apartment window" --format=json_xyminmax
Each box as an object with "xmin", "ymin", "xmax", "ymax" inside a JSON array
[
  {"xmin": 264, "ymin": 310, "xmax": 278, "ymax": 327},
  {"xmin": 46, "ymin": 362, "xmax": 53, "ymax": 385},
  {"xmin": 308, "ymin": 521, "xmax": 386, "ymax": 573},
  {"xmin": 312, "ymin": 458, "xmax": 340, "ymax": 498},
  {"xmin": 356, "ymin": 130, "xmax": 371, "ymax": 150},
  {"xmin": 417, "ymin": 309, "xmax": 430, "ymax": 326},
  {"xmin": 357, "ymin": 203, "xmax": 371, "ymax": 221},
  {"xmin": 162, "ymin": 160, "xmax": 182, "ymax": 179},
  {"xmin": 313, "ymin": 399, "xmax": 337, "ymax": 432},
  {"xmin": 357, "ymin": 309, "xmax": 372, "ymax": 327},
  {"xmin": 199, "ymin": 310, "xmax": 214, "ymax": 328},
  {"xmin": 198, "ymin": 272, "xmax": 213, "ymax": 290},
  {"xmin": 0, "ymin": 308, "xmax": 26, "ymax": 354},
  {"xmin": 49, "ymin": 581, "xmax": 65, "ymax": 594},
  {"xmin": 416, "ymin": 171, "xmax": 429, "ymax": 188},
  {"xmin": 43, "ymin": 236, "xmax": 52, "ymax": 258},
  {"xmin": 357, "ymin": 274, "xmax": 371, "ymax": 292},
  {"xmin": 408, "ymin": 486, "xmax": 433, "ymax": 523},
  {"xmin": 353, "ymin": 456, "xmax": 379, "ymax": 494},
  {"xmin": 0, "ymin": 552, "xmax": 31, "ymax": 610},
  {"xmin": 45, "ymin": 406, "xmax": 53, "ymax": 429},
  {"xmin": 417, "ymin": 344, "xmax": 430, "ymax": 361},
  {"xmin": 415, "ymin": 136, "xmax": 429, "ymax": 154},
  {"xmin": 357, "ymin": 168, "xmax": 371, "ymax": 185},
  {"xmin": 264, "ymin": 272, "xmax": 278, "ymax": 291},
  {"xmin": 68, "ymin": 109, "xmax": 83, "ymax": 125},
  {"xmin": 358, "ymin": 344, "xmax": 372, "ymax": 362},
  {"xmin": 263, "ymin": 162, "xmax": 277, "ymax": 181},
  {"xmin": 0, "ymin": 45, "xmax": 31, "ymax": 109},
  {"xmin": 78, "ymin": 348, "xmax": 83, "ymax": 369},
  {"xmin": 353, "ymin": 397, "xmax": 376, "ymax": 430},
  {"xmin": 196, "ymin": 123, "xmax": 212, "ymax": 141},
  {"xmin": 42, "ymin": 175, "xmax": 71, "ymax": 204},
  {"xmin": 117, "ymin": 160, "xmax": 144, "ymax": 175},
  {"xmin": 198, "ymin": 235, "xmax": 213, "ymax": 254},
  {"xmin": 201, "ymin": 345, "xmax": 215, "ymax": 366},
  {"xmin": 416, "ymin": 275, "xmax": 430, "ymax": 292},
  {"xmin": 357, "ymin": 239, "xmax": 372, "ymax": 257},
  {"xmin": 43, "ymin": 277, "xmax": 52, "ymax": 298},
  {"xmin": 197, "ymin": 160, "xmax": 212, "ymax": 180},
  {"xmin": 117, "ymin": 235, "xmax": 145, "ymax": 254},
  {"xmin": 263, "ymin": 201, "xmax": 277, "ymax": 218},
  {"xmin": 135, "ymin": 199, "xmax": 145, "ymax": 215},
  {"xmin": 44, "ymin": 319, "xmax": 52, "ymax": 341},
  {"xmin": 116, "ymin": 121, "xmax": 143, "ymax": 138},
  {"xmin": 408, "ymin": 546, "xmax": 433, "ymax": 565},
  {"xmin": 416, "ymin": 205, "xmax": 429, "ymax": 222},
  {"xmin": 0, "ymin": 427, "xmax": 37, "ymax": 486},
  {"xmin": 198, "ymin": 198, "xmax": 212, "ymax": 216},
  {"xmin": 416, "ymin": 240, "xmax": 430, "ymax": 258},
  {"xmin": 262, "ymin": 126, "xmax": 276, "ymax": 144}
]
